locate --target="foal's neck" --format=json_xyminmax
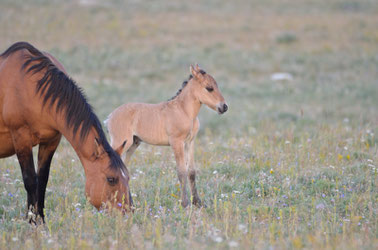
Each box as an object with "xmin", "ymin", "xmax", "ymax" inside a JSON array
[{"xmin": 174, "ymin": 83, "xmax": 201, "ymax": 120}]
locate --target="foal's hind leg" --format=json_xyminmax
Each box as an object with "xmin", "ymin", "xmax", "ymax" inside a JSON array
[
  {"xmin": 36, "ymin": 134, "xmax": 61, "ymax": 222},
  {"xmin": 124, "ymin": 136, "xmax": 141, "ymax": 166},
  {"xmin": 10, "ymin": 128, "xmax": 38, "ymax": 222}
]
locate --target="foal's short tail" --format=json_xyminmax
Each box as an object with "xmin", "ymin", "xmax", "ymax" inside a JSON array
[{"xmin": 103, "ymin": 117, "xmax": 110, "ymax": 131}]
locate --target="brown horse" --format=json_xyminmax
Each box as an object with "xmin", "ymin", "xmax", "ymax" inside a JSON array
[
  {"xmin": 0, "ymin": 42, "xmax": 132, "ymax": 222},
  {"xmin": 106, "ymin": 65, "xmax": 228, "ymax": 207}
]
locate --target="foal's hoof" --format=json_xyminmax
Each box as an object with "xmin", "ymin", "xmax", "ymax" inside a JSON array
[
  {"xmin": 181, "ymin": 200, "xmax": 189, "ymax": 208},
  {"xmin": 193, "ymin": 198, "xmax": 207, "ymax": 208}
]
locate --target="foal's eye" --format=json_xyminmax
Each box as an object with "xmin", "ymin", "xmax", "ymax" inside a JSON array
[
  {"xmin": 107, "ymin": 177, "xmax": 118, "ymax": 186},
  {"xmin": 206, "ymin": 86, "xmax": 214, "ymax": 92}
]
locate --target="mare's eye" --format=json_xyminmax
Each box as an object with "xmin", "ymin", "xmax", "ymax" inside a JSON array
[
  {"xmin": 107, "ymin": 177, "xmax": 118, "ymax": 186},
  {"xmin": 206, "ymin": 86, "xmax": 214, "ymax": 92}
]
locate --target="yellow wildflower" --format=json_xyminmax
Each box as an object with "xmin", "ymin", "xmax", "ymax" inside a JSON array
[{"xmin": 338, "ymin": 154, "xmax": 343, "ymax": 161}]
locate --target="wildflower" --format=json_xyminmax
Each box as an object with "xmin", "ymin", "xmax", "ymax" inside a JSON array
[
  {"xmin": 322, "ymin": 193, "xmax": 326, "ymax": 198},
  {"xmin": 270, "ymin": 168, "xmax": 274, "ymax": 174},
  {"xmin": 8, "ymin": 192, "xmax": 13, "ymax": 197},
  {"xmin": 171, "ymin": 193, "xmax": 179, "ymax": 199},
  {"xmin": 220, "ymin": 193, "xmax": 228, "ymax": 198},
  {"xmin": 228, "ymin": 241, "xmax": 239, "ymax": 248},
  {"xmin": 118, "ymin": 202, "xmax": 122, "ymax": 207},
  {"xmin": 316, "ymin": 203, "xmax": 325, "ymax": 210},
  {"xmin": 346, "ymin": 154, "xmax": 350, "ymax": 160},
  {"xmin": 213, "ymin": 236, "xmax": 223, "ymax": 243},
  {"xmin": 238, "ymin": 224, "xmax": 247, "ymax": 232},
  {"xmin": 255, "ymin": 188, "xmax": 261, "ymax": 197},
  {"xmin": 338, "ymin": 154, "xmax": 343, "ymax": 161}
]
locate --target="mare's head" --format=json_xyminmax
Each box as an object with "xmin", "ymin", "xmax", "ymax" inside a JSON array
[
  {"xmin": 190, "ymin": 64, "xmax": 228, "ymax": 114},
  {"xmin": 84, "ymin": 139, "xmax": 133, "ymax": 212}
]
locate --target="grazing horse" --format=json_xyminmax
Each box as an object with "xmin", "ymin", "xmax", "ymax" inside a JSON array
[
  {"xmin": 0, "ymin": 42, "xmax": 132, "ymax": 222},
  {"xmin": 106, "ymin": 65, "xmax": 228, "ymax": 207}
]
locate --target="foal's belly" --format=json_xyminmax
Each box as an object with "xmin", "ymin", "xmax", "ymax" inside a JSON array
[{"xmin": 137, "ymin": 132, "xmax": 170, "ymax": 146}]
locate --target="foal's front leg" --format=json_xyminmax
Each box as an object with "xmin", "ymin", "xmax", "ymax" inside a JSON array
[
  {"xmin": 187, "ymin": 139, "xmax": 202, "ymax": 207},
  {"xmin": 11, "ymin": 128, "xmax": 38, "ymax": 222},
  {"xmin": 171, "ymin": 139, "xmax": 189, "ymax": 207}
]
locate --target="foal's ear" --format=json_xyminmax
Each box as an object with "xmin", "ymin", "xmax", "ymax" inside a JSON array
[
  {"xmin": 195, "ymin": 64, "xmax": 200, "ymax": 71},
  {"xmin": 94, "ymin": 138, "xmax": 105, "ymax": 158},
  {"xmin": 190, "ymin": 64, "xmax": 203, "ymax": 80},
  {"xmin": 115, "ymin": 140, "xmax": 127, "ymax": 156}
]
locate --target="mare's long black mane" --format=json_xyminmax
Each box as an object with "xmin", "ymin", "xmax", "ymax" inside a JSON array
[{"xmin": 0, "ymin": 42, "xmax": 123, "ymax": 170}]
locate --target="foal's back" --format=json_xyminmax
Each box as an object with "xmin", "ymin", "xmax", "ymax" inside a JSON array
[{"xmin": 107, "ymin": 102, "xmax": 172, "ymax": 148}]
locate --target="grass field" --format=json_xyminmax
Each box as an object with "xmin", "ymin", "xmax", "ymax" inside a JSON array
[{"xmin": 0, "ymin": 0, "xmax": 377, "ymax": 249}]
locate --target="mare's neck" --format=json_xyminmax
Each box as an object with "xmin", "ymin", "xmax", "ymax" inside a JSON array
[
  {"xmin": 55, "ymin": 118, "xmax": 97, "ymax": 164},
  {"xmin": 174, "ymin": 83, "xmax": 201, "ymax": 120}
]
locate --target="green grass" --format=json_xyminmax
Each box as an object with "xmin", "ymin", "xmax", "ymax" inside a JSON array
[{"xmin": 0, "ymin": 0, "xmax": 377, "ymax": 249}]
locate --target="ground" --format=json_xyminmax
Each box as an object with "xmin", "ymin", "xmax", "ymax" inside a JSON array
[{"xmin": 0, "ymin": 0, "xmax": 377, "ymax": 249}]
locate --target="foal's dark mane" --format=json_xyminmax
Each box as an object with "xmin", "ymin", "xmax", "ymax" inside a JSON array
[
  {"xmin": 168, "ymin": 69, "xmax": 206, "ymax": 101},
  {"xmin": 0, "ymin": 42, "xmax": 124, "ymax": 170}
]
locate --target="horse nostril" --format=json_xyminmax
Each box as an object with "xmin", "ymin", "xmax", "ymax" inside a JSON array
[{"xmin": 223, "ymin": 103, "xmax": 228, "ymax": 112}]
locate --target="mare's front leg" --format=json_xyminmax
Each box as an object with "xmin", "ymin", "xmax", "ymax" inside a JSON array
[
  {"xmin": 188, "ymin": 139, "xmax": 202, "ymax": 207},
  {"xmin": 37, "ymin": 135, "xmax": 61, "ymax": 222},
  {"xmin": 171, "ymin": 139, "xmax": 189, "ymax": 207},
  {"xmin": 11, "ymin": 127, "xmax": 38, "ymax": 222}
]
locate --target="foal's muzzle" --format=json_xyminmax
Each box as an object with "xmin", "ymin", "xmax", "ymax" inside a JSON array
[{"xmin": 217, "ymin": 103, "xmax": 228, "ymax": 114}]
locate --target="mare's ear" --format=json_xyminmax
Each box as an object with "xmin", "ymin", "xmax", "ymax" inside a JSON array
[
  {"xmin": 190, "ymin": 64, "xmax": 203, "ymax": 80},
  {"xmin": 94, "ymin": 138, "xmax": 105, "ymax": 158},
  {"xmin": 115, "ymin": 140, "xmax": 127, "ymax": 156}
]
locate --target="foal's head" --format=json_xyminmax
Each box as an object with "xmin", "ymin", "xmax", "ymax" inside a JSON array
[
  {"xmin": 190, "ymin": 64, "xmax": 228, "ymax": 114},
  {"xmin": 84, "ymin": 139, "xmax": 133, "ymax": 212}
]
